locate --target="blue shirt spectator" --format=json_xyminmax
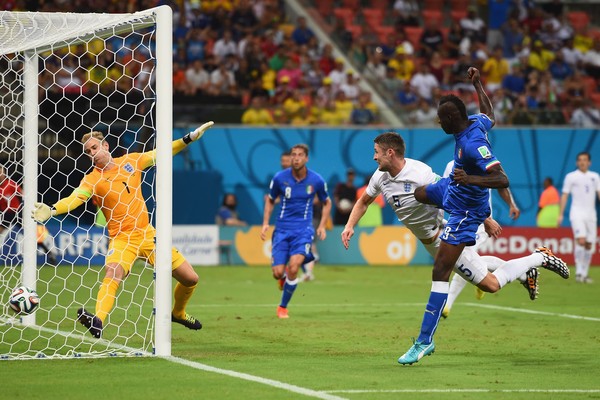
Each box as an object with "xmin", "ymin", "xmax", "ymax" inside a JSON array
[{"xmin": 291, "ymin": 17, "xmax": 315, "ymax": 46}]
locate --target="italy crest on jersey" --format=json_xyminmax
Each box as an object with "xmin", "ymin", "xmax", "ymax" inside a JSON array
[
  {"xmin": 306, "ymin": 184, "xmax": 313, "ymax": 194},
  {"xmin": 123, "ymin": 162, "xmax": 134, "ymax": 173}
]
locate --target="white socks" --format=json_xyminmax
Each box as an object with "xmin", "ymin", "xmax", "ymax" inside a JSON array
[{"xmin": 492, "ymin": 253, "xmax": 544, "ymax": 288}]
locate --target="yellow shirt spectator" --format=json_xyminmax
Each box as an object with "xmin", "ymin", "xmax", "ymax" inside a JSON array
[
  {"xmin": 241, "ymin": 108, "xmax": 275, "ymax": 125},
  {"xmin": 528, "ymin": 42, "xmax": 554, "ymax": 71},
  {"xmin": 262, "ymin": 68, "xmax": 277, "ymax": 92},
  {"xmin": 282, "ymin": 95, "xmax": 306, "ymax": 122},
  {"xmin": 482, "ymin": 56, "xmax": 509, "ymax": 86}
]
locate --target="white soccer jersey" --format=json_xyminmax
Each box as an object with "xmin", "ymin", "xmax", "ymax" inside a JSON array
[
  {"xmin": 562, "ymin": 169, "xmax": 600, "ymax": 220},
  {"xmin": 366, "ymin": 158, "xmax": 444, "ymax": 240}
]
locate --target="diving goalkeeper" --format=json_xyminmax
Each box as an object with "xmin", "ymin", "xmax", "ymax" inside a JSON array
[{"xmin": 32, "ymin": 122, "xmax": 214, "ymax": 338}]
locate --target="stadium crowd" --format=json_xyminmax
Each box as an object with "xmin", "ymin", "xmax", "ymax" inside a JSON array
[{"xmin": 4, "ymin": 0, "xmax": 600, "ymax": 127}]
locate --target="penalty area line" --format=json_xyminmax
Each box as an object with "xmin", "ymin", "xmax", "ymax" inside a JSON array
[{"xmin": 164, "ymin": 355, "xmax": 348, "ymax": 400}]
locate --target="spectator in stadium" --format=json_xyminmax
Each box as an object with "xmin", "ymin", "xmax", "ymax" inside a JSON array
[
  {"xmin": 446, "ymin": 22, "xmax": 466, "ymax": 59},
  {"xmin": 209, "ymin": 61, "xmax": 238, "ymax": 98},
  {"xmin": 393, "ymin": 0, "xmax": 420, "ymax": 27},
  {"xmin": 185, "ymin": 28, "xmax": 208, "ymax": 62},
  {"xmin": 213, "ymin": 30, "xmax": 238, "ymax": 62},
  {"xmin": 482, "ymin": 46, "xmax": 510, "ymax": 92},
  {"xmin": 537, "ymin": 177, "xmax": 560, "ymax": 228},
  {"xmin": 410, "ymin": 64, "xmax": 439, "ymax": 102},
  {"xmin": 558, "ymin": 152, "xmax": 600, "ymax": 283},
  {"xmin": 570, "ymin": 98, "xmax": 600, "ymax": 128},
  {"xmin": 216, "ymin": 193, "xmax": 247, "ymax": 226},
  {"xmin": 318, "ymin": 44, "xmax": 336, "ymax": 75},
  {"xmin": 366, "ymin": 51, "xmax": 387, "ymax": 81},
  {"xmin": 460, "ymin": 6, "xmax": 486, "ymax": 44},
  {"xmin": 277, "ymin": 59, "xmax": 302, "ymax": 89},
  {"xmin": 282, "ymin": 89, "xmax": 308, "ymax": 124},
  {"xmin": 501, "ymin": 63, "xmax": 527, "ymax": 101},
  {"xmin": 351, "ymin": 93, "xmax": 376, "ymax": 125},
  {"xmin": 528, "ymin": 40, "xmax": 555, "ymax": 72},
  {"xmin": 395, "ymin": 79, "xmax": 418, "ymax": 110},
  {"xmin": 428, "ymin": 52, "xmax": 447, "ymax": 87},
  {"xmin": 501, "ymin": 17, "xmax": 525, "ymax": 60},
  {"xmin": 185, "ymin": 60, "xmax": 211, "ymax": 96},
  {"xmin": 333, "ymin": 91, "xmax": 354, "ymax": 124},
  {"xmin": 333, "ymin": 168, "xmax": 357, "ymax": 225},
  {"xmin": 560, "ymin": 37, "xmax": 584, "ymax": 67},
  {"xmin": 328, "ymin": 58, "xmax": 347, "ymax": 91},
  {"xmin": 316, "ymin": 76, "xmax": 336, "ymax": 107},
  {"xmin": 32, "ymin": 122, "xmax": 215, "ymax": 338},
  {"xmin": 583, "ymin": 39, "xmax": 600, "ymax": 79},
  {"xmin": 272, "ymin": 75, "xmax": 293, "ymax": 104},
  {"xmin": 291, "ymin": 16, "xmax": 314, "ymax": 46},
  {"xmin": 261, "ymin": 143, "xmax": 331, "ymax": 319},
  {"xmin": 268, "ymin": 45, "xmax": 288, "ymax": 72},
  {"xmin": 491, "ymin": 88, "xmax": 513, "ymax": 125},
  {"xmin": 241, "ymin": 97, "xmax": 275, "ymax": 125},
  {"xmin": 231, "ymin": 0, "xmax": 259, "ymax": 38},
  {"xmin": 340, "ymin": 70, "xmax": 360, "ymax": 102},
  {"xmin": 409, "ymin": 98, "xmax": 438, "ymax": 126},
  {"xmin": 388, "ymin": 46, "xmax": 414, "ymax": 82},
  {"xmin": 548, "ymin": 51, "xmax": 574, "ymax": 82},
  {"xmin": 419, "ymin": 20, "xmax": 445, "ymax": 58},
  {"xmin": 488, "ymin": 0, "xmax": 513, "ymax": 50}
]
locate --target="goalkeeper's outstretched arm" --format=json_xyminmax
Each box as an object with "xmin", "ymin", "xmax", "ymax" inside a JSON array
[
  {"xmin": 32, "ymin": 189, "xmax": 90, "ymax": 223},
  {"xmin": 143, "ymin": 122, "xmax": 215, "ymax": 168}
]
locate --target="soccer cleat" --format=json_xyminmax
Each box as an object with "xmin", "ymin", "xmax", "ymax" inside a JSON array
[
  {"xmin": 302, "ymin": 272, "xmax": 315, "ymax": 282},
  {"xmin": 583, "ymin": 277, "xmax": 594, "ymax": 284},
  {"xmin": 535, "ymin": 247, "xmax": 570, "ymax": 279},
  {"xmin": 475, "ymin": 287, "xmax": 485, "ymax": 300},
  {"xmin": 171, "ymin": 313, "xmax": 203, "ymax": 330},
  {"xmin": 77, "ymin": 308, "xmax": 103, "ymax": 338},
  {"xmin": 277, "ymin": 306, "xmax": 289, "ymax": 319},
  {"xmin": 521, "ymin": 268, "xmax": 539, "ymax": 300},
  {"xmin": 398, "ymin": 338, "xmax": 435, "ymax": 365},
  {"xmin": 278, "ymin": 276, "xmax": 286, "ymax": 291},
  {"xmin": 441, "ymin": 306, "xmax": 450, "ymax": 319}
]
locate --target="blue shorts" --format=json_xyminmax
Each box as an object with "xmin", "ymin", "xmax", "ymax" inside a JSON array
[
  {"xmin": 425, "ymin": 177, "xmax": 450, "ymax": 209},
  {"xmin": 271, "ymin": 226, "xmax": 315, "ymax": 267},
  {"xmin": 440, "ymin": 210, "xmax": 489, "ymax": 246}
]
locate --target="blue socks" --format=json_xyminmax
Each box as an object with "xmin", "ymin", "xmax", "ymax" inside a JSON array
[
  {"xmin": 417, "ymin": 281, "xmax": 449, "ymax": 344},
  {"xmin": 279, "ymin": 277, "xmax": 298, "ymax": 308}
]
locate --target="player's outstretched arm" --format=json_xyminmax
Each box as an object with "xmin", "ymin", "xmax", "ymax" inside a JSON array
[
  {"xmin": 341, "ymin": 192, "xmax": 373, "ymax": 249},
  {"xmin": 32, "ymin": 190, "xmax": 88, "ymax": 223},
  {"xmin": 454, "ymin": 165, "xmax": 509, "ymax": 188},
  {"xmin": 172, "ymin": 121, "xmax": 215, "ymax": 156}
]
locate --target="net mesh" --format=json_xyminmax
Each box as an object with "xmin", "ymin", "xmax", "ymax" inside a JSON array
[{"xmin": 0, "ymin": 10, "xmax": 160, "ymax": 359}]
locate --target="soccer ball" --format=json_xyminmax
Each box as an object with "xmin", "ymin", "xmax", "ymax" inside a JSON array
[
  {"xmin": 338, "ymin": 198, "xmax": 353, "ymax": 212},
  {"xmin": 8, "ymin": 286, "xmax": 40, "ymax": 314}
]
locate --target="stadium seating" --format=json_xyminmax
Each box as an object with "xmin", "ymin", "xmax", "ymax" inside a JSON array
[
  {"xmin": 333, "ymin": 8, "xmax": 355, "ymax": 27},
  {"xmin": 422, "ymin": 10, "xmax": 443, "ymax": 25},
  {"xmin": 405, "ymin": 26, "xmax": 424, "ymax": 49},
  {"xmin": 567, "ymin": 11, "xmax": 590, "ymax": 30},
  {"xmin": 423, "ymin": 0, "xmax": 445, "ymax": 11},
  {"xmin": 450, "ymin": 10, "xmax": 467, "ymax": 23}
]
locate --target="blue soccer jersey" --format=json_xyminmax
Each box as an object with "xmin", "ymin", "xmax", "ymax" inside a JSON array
[
  {"xmin": 445, "ymin": 113, "xmax": 500, "ymax": 215},
  {"xmin": 268, "ymin": 168, "xmax": 329, "ymax": 230}
]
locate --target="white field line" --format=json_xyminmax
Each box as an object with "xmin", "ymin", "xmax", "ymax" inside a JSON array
[
  {"xmin": 326, "ymin": 389, "xmax": 600, "ymax": 394},
  {"xmin": 165, "ymin": 356, "xmax": 348, "ymax": 400},
  {"xmin": 462, "ymin": 302, "xmax": 600, "ymax": 322},
  {"xmin": 190, "ymin": 302, "xmax": 600, "ymax": 322}
]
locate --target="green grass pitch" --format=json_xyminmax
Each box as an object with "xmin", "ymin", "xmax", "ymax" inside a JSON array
[{"xmin": 1, "ymin": 265, "xmax": 599, "ymax": 400}]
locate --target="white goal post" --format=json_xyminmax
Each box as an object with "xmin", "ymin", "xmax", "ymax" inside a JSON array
[{"xmin": 0, "ymin": 6, "xmax": 173, "ymax": 358}]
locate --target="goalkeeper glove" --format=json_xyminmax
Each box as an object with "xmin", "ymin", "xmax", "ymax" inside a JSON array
[
  {"xmin": 32, "ymin": 202, "xmax": 56, "ymax": 223},
  {"xmin": 182, "ymin": 121, "xmax": 214, "ymax": 144}
]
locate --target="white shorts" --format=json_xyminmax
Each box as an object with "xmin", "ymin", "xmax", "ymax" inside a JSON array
[
  {"xmin": 571, "ymin": 217, "xmax": 597, "ymax": 247},
  {"xmin": 454, "ymin": 246, "xmax": 488, "ymax": 285}
]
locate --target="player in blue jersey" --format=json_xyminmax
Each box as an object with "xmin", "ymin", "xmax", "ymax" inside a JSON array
[
  {"xmin": 398, "ymin": 67, "xmax": 570, "ymax": 365},
  {"xmin": 261, "ymin": 144, "xmax": 332, "ymax": 319}
]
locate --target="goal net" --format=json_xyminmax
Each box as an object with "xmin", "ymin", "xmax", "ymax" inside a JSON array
[{"xmin": 0, "ymin": 6, "xmax": 173, "ymax": 359}]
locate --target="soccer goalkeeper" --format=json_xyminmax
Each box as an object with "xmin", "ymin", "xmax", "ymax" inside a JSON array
[{"xmin": 32, "ymin": 122, "xmax": 214, "ymax": 338}]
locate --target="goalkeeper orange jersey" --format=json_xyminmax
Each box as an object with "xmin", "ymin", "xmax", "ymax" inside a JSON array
[{"xmin": 78, "ymin": 152, "xmax": 154, "ymax": 238}]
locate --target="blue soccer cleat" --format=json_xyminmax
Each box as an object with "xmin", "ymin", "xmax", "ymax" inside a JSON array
[{"xmin": 397, "ymin": 338, "xmax": 435, "ymax": 365}]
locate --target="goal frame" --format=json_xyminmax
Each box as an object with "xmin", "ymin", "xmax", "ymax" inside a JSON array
[{"xmin": 0, "ymin": 5, "xmax": 173, "ymax": 357}]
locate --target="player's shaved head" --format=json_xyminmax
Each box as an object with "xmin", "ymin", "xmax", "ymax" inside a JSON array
[{"xmin": 438, "ymin": 95, "xmax": 468, "ymax": 135}]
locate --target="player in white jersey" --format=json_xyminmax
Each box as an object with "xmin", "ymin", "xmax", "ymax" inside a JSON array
[
  {"xmin": 439, "ymin": 160, "xmax": 538, "ymax": 318},
  {"xmin": 558, "ymin": 151, "xmax": 600, "ymax": 283}
]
